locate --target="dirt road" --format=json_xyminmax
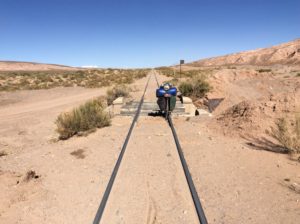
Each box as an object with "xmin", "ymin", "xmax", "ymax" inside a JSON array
[{"xmin": 0, "ymin": 86, "xmax": 133, "ymax": 223}]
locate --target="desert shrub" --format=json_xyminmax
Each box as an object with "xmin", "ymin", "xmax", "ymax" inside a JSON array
[
  {"xmin": 178, "ymin": 81, "xmax": 193, "ymax": 96},
  {"xmin": 179, "ymin": 75, "xmax": 212, "ymax": 98},
  {"xmin": 62, "ymin": 73, "xmax": 69, "ymax": 78},
  {"xmin": 165, "ymin": 78, "xmax": 179, "ymax": 86},
  {"xmin": 268, "ymin": 116, "xmax": 300, "ymax": 154},
  {"xmin": 106, "ymin": 85, "xmax": 130, "ymax": 105},
  {"xmin": 19, "ymin": 79, "xmax": 31, "ymax": 87},
  {"xmin": 227, "ymin": 66, "xmax": 237, "ymax": 69},
  {"xmin": 192, "ymin": 76, "xmax": 212, "ymax": 97},
  {"xmin": 296, "ymin": 73, "xmax": 300, "ymax": 77},
  {"xmin": 85, "ymin": 80, "xmax": 101, "ymax": 88},
  {"xmin": 38, "ymin": 75, "xmax": 53, "ymax": 83},
  {"xmin": 0, "ymin": 69, "xmax": 149, "ymax": 91},
  {"xmin": 157, "ymin": 67, "xmax": 213, "ymax": 79},
  {"xmin": 55, "ymin": 98, "xmax": 110, "ymax": 139},
  {"xmin": 0, "ymin": 150, "xmax": 7, "ymax": 157},
  {"xmin": 257, "ymin": 69, "xmax": 272, "ymax": 73},
  {"xmin": 156, "ymin": 67, "xmax": 174, "ymax": 77}
]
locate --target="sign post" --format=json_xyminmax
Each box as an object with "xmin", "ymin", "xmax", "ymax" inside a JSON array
[{"xmin": 180, "ymin": 59, "xmax": 184, "ymax": 77}]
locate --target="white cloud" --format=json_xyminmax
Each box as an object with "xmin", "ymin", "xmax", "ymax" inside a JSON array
[{"xmin": 81, "ymin": 65, "xmax": 99, "ymax": 68}]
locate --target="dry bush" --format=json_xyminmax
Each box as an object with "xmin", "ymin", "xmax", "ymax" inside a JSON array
[
  {"xmin": 56, "ymin": 98, "xmax": 111, "ymax": 139},
  {"xmin": 157, "ymin": 67, "xmax": 213, "ymax": 79},
  {"xmin": 106, "ymin": 85, "xmax": 130, "ymax": 105},
  {"xmin": 257, "ymin": 68, "xmax": 272, "ymax": 73},
  {"xmin": 165, "ymin": 78, "xmax": 179, "ymax": 86},
  {"xmin": 156, "ymin": 67, "xmax": 175, "ymax": 77},
  {"xmin": 24, "ymin": 170, "xmax": 40, "ymax": 182},
  {"xmin": 0, "ymin": 69, "xmax": 149, "ymax": 91},
  {"xmin": 268, "ymin": 116, "xmax": 300, "ymax": 154},
  {"xmin": 0, "ymin": 150, "xmax": 8, "ymax": 157},
  {"xmin": 178, "ymin": 81, "xmax": 193, "ymax": 96},
  {"xmin": 178, "ymin": 75, "xmax": 212, "ymax": 99}
]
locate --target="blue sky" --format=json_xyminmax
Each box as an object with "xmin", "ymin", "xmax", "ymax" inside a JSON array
[{"xmin": 0, "ymin": 0, "xmax": 299, "ymax": 68}]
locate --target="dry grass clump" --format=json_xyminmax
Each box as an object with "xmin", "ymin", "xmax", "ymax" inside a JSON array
[
  {"xmin": 227, "ymin": 66, "xmax": 237, "ymax": 69},
  {"xmin": 156, "ymin": 67, "xmax": 175, "ymax": 77},
  {"xmin": 156, "ymin": 67, "xmax": 213, "ymax": 79},
  {"xmin": 268, "ymin": 116, "xmax": 300, "ymax": 156},
  {"xmin": 257, "ymin": 68, "xmax": 272, "ymax": 73},
  {"xmin": 0, "ymin": 69, "xmax": 149, "ymax": 91},
  {"xmin": 157, "ymin": 67, "xmax": 213, "ymax": 101},
  {"xmin": 0, "ymin": 150, "xmax": 8, "ymax": 157},
  {"xmin": 106, "ymin": 85, "xmax": 130, "ymax": 105},
  {"xmin": 24, "ymin": 170, "xmax": 40, "ymax": 182},
  {"xmin": 56, "ymin": 98, "xmax": 111, "ymax": 139},
  {"xmin": 164, "ymin": 78, "xmax": 179, "ymax": 86},
  {"xmin": 178, "ymin": 75, "xmax": 212, "ymax": 99}
]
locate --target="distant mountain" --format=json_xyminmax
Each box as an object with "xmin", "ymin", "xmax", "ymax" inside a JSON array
[
  {"xmin": 0, "ymin": 61, "xmax": 77, "ymax": 71},
  {"xmin": 190, "ymin": 39, "xmax": 300, "ymax": 67}
]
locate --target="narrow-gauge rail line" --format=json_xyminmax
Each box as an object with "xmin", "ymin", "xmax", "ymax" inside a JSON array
[
  {"xmin": 154, "ymin": 73, "xmax": 208, "ymax": 224},
  {"xmin": 154, "ymin": 69, "xmax": 160, "ymax": 87},
  {"xmin": 93, "ymin": 72, "xmax": 207, "ymax": 224},
  {"xmin": 93, "ymin": 74, "xmax": 151, "ymax": 224},
  {"xmin": 167, "ymin": 117, "xmax": 207, "ymax": 224}
]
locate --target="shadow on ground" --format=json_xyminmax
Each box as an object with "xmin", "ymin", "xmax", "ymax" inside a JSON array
[{"xmin": 243, "ymin": 136, "xmax": 288, "ymax": 154}]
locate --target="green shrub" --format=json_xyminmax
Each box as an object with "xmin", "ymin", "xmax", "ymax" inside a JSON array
[
  {"xmin": 55, "ymin": 98, "xmax": 111, "ymax": 139},
  {"xmin": 178, "ymin": 81, "xmax": 193, "ymax": 96},
  {"xmin": 192, "ymin": 76, "xmax": 212, "ymax": 97},
  {"xmin": 179, "ymin": 75, "xmax": 212, "ymax": 98},
  {"xmin": 106, "ymin": 85, "xmax": 130, "ymax": 105},
  {"xmin": 268, "ymin": 116, "xmax": 300, "ymax": 154}
]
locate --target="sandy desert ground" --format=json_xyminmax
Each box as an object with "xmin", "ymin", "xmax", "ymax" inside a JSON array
[{"xmin": 0, "ymin": 67, "xmax": 299, "ymax": 224}]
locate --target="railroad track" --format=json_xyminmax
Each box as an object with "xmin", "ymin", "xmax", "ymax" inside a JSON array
[
  {"xmin": 93, "ymin": 72, "xmax": 207, "ymax": 224},
  {"xmin": 154, "ymin": 72, "xmax": 207, "ymax": 224}
]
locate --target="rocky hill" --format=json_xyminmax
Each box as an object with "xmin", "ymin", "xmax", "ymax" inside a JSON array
[
  {"xmin": 190, "ymin": 39, "xmax": 300, "ymax": 66},
  {"xmin": 0, "ymin": 61, "xmax": 77, "ymax": 71}
]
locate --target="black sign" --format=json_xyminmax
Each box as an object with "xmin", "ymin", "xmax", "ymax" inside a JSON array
[{"xmin": 180, "ymin": 60, "xmax": 185, "ymax": 64}]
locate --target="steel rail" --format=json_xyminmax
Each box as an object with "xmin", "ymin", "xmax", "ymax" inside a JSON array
[
  {"xmin": 92, "ymin": 74, "xmax": 152, "ymax": 224},
  {"xmin": 167, "ymin": 116, "xmax": 208, "ymax": 224},
  {"xmin": 154, "ymin": 72, "xmax": 208, "ymax": 224},
  {"xmin": 153, "ymin": 70, "xmax": 160, "ymax": 87}
]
